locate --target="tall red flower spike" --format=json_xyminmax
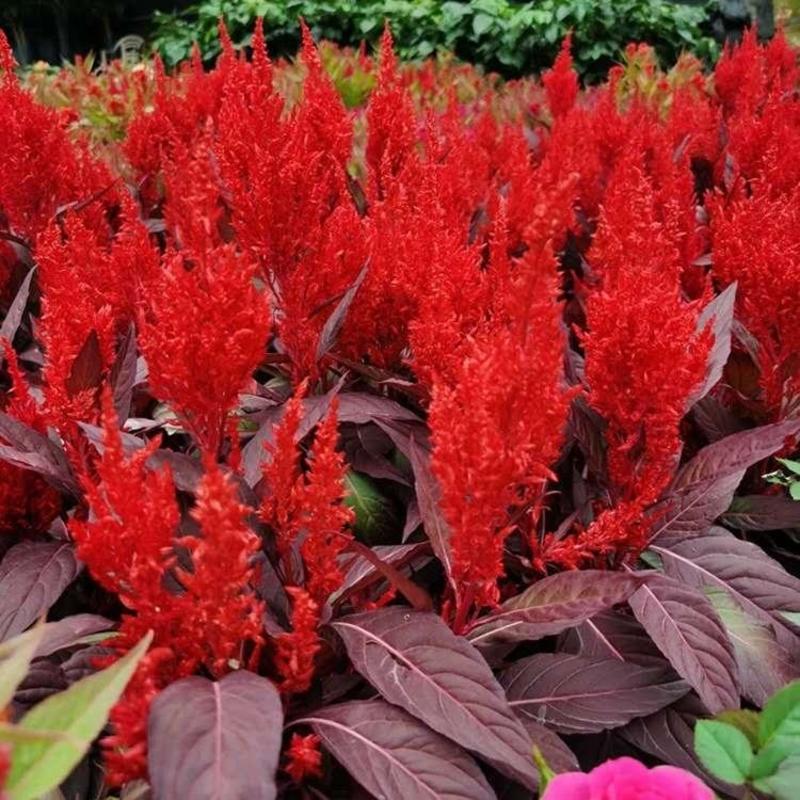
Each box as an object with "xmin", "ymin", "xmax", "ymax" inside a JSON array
[
  {"xmin": 543, "ymin": 33, "xmax": 579, "ymax": 119},
  {"xmin": 430, "ymin": 247, "xmax": 571, "ymax": 628},
  {"xmin": 709, "ymin": 181, "xmax": 800, "ymax": 418},
  {"xmin": 581, "ymin": 153, "xmax": 711, "ymax": 561},
  {"xmin": 138, "ymin": 244, "xmax": 269, "ymax": 456}
]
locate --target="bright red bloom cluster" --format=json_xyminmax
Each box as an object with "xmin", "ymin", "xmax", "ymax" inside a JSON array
[
  {"xmin": 430, "ymin": 244, "xmax": 573, "ymax": 625},
  {"xmin": 138, "ymin": 244, "xmax": 269, "ymax": 456},
  {"xmin": 260, "ymin": 396, "xmax": 354, "ymax": 690},
  {"xmin": 69, "ymin": 395, "xmax": 263, "ymax": 781},
  {"xmin": 284, "ymin": 732, "xmax": 323, "ymax": 782}
]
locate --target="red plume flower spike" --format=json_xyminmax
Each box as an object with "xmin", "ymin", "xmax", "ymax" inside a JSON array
[
  {"xmin": 543, "ymin": 33, "xmax": 579, "ymax": 119},
  {"xmin": 138, "ymin": 244, "xmax": 269, "ymax": 456}
]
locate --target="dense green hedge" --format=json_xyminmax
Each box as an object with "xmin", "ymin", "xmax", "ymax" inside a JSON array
[{"xmin": 151, "ymin": 0, "xmax": 719, "ymax": 81}]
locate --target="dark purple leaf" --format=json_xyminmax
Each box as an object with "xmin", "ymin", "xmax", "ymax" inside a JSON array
[
  {"xmin": 346, "ymin": 174, "xmax": 368, "ymax": 216},
  {"xmin": 628, "ymin": 574, "xmax": 739, "ymax": 713},
  {"xmin": 721, "ymin": 495, "xmax": 800, "ymax": 531},
  {"xmin": 316, "ymin": 261, "xmax": 369, "ymax": 361},
  {"xmin": 732, "ymin": 319, "xmax": 761, "ymax": 366},
  {"xmin": 296, "ymin": 699, "xmax": 496, "ymax": 800},
  {"xmin": 568, "ymin": 397, "xmax": 607, "ymax": 480},
  {"xmin": 706, "ymin": 587, "xmax": 799, "ymax": 707},
  {"xmin": 65, "ymin": 329, "xmax": 103, "ymax": 397},
  {"xmin": 337, "ymin": 394, "xmax": 422, "ymax": 426},
  {"xmin": 0, "ymin": 541, "xmax": 81, "ymax": 642},
  {"xmin": 14, "ymin": 659, "xmax": 68, "ymax": 707},
  {"xmin": 501, "ymin": 653, "xmax": 688, "ymax": 734},
  {"xmin": 330, "ymin": 544, "xmax": 429, "ymax": 607},
  {"xmin": 341, "ymin": 541, "xmax": 433, "ymax": 611},
  {"xmin": 649, "ymin": 419, "xmax": 800, "ymax": 543},
  {"xmin": 111, "ymin": 323, "xmax": 138, "ymax": 423},
  {"xmin": 146, "ymin": 449, "xmax": 206, "ymax": 494},
  {"xmin": 333, "ymin": 608, "xmax": 539, "ymax": 789},
  {"xmin": 561, "ymin": 610, "xmax": 671, "ymax": 668},
  {"xmin": 689, "ymin": 283, "xmax": 736, "ymax": 406},
  {"xmin": 406, "ymin": 437, "xmax": 454, "ymax": 582},
  {"xmin": 0, "ymin": 266, "xmax": 35, "ymax": 343},
  {"xmin": 0, "ymin": 412, "xmax": 78, "ymax": 495},
  {"xmin": 33, "ymin": 614, "xmax": 114, "ymax": 659},
  {"xmin": 467, "ymin": 571, "xmax": 645, "ymax": 646},
  {"xmin": 691, "ymin": 396, "xmax": 745, "ymax": 443},
  {"xmin": 403, "ymin": 498, "xmax": 421, "ymax": 540},
  {"xmin": 61, "ymin": 644, "xmax": 112, "ymax": 684},
  {"xmin": 148, "ymin": 671, "xmax": 283, "ymax": 800},
  {"xmin": 652, "ymin": 527, "xmax": 800, "ymax": 659},
  {"xmin": 79, "ymin": 422, "xmax": 254, "ymax": 503}
]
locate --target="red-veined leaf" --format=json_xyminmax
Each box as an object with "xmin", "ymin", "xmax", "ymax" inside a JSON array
[
  {"xmin": 501, "ymin": 653, "xmax": 688, "ymax": 734},
  {"xmin": 296, "ymin": 699, "xmax": 496, "ymax": 800},
  {"xmin": 649, "ymin": 419, "xmax": 800, "ymax": 543},
  {"xmin": 652, "ymin": 527, "xmax": 800, "ymax": 659},
  {"xmin": 628, "ymin": 574, "xmax": 739, "ymax": 713},
  {"xmin": 333, "ymin": 608, "xmax": 538, "ymax": 789},
  {"xmin": 0, "ymin": 541, "xmax": 81, "ymax": 642},
  {"xmin": 467, "ymin": 571, "xmax": 645, "ymax": 646},
  {"xmin": 148, "ymin": 671, "xmax": 283, "ymax": 800}
]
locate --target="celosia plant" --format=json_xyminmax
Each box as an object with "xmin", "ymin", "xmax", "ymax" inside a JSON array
[{"xmin": 1, "ymin": 20, "xmax": 800, "ymax": 800}]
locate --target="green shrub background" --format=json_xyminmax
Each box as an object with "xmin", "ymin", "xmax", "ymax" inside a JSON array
[{"xmin": 151, "ymin": 0, "xmax": 719, "ymax": 80}]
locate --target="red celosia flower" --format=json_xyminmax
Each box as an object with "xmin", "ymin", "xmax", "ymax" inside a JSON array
[
  {"xmin": 103, "ymin": 646, "xmax": 178, "ymax": 787},
  {"xmin": 138, "ymin": 244, "xmax": 269, "ymax": 456},
  {"xmin": 260, "ymin": 389, "xmax": 305, "ymax": 567},
  {"xmin": 275, "ymin": 587, "xmax": 321, "ymax": 693},
  {"xmin": 35, "ymin": 209, "xmax": 151, "ymax": 429},
  {"xmin": 429, "ymin": 248, "xmax": 572, "ymax": 626},
  {"xmin": 0, "ymin": 341, "xmax": 61, "ymax": 535},
  {"xmin": 176, "ymin": 457, "xmax": 265, "ymax": 676},
  {"xmin": 0, "ymin": 30, "xmax": 113, "ymax": 244},
  {"xmin": 709, "ymin": 181, "xmax": 800, "ymax": 417},
  {"xmin": 300, "ymin": 402, "xmax": 354, "ymax": 605},
  {"xmin": 72, "ymin": 394, "xmax": 264, "ymax": 782},
  {"xmin": 284, "ymin": 733, "xmax": 323, "ymax": 783},
  {"xmin": 365, "ymin": 25, "xmax": 417, "ymax": 198},
  {"xmin": 543, "ymin": 34, "xmax": 579, "ymax": 119},
  {"xmin": 538, "ymin": 500, "xmax": 648, "ymax": 571},
  {"xmin": 581, "ymin": 153, "xmax": 710, "ymax": 561},
  {"xmin": 69, "ymin": 387, "xmax": 178, "ymax": 602},
  {"xmin": 260, "ymin": 392, "xmax": 353, "ymax": 598}
]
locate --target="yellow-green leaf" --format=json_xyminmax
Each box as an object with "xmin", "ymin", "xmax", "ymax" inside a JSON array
[
  {"xmin": 0, "ymin": 626, "xmax": 46, "ymax": 709},
  {"xmin": 6, "ymin": 631, "xmax": 152, "ymax": 800}
]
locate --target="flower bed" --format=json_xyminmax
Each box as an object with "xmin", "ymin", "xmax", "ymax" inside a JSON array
[{"xmin": 1, "ymin": 21, "xmax": 800, "ymax": 800}]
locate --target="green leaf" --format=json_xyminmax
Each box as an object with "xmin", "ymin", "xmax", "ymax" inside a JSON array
[
  {"xmin": 715, "ymin": 710, "xmax": 761, "ymax": 749},
  {"xmin": 694, "ymin": 720, "xmax": 753, "ymax": 784},
  {"xmin": 789, "ymin": 482, "xmax": 800, "ymax": 501},
  {"xmin": 777, "ymin": 458, "xmax": 800, "ymax": 476},
  {"xmin": 344, "ymin": 471, "xmax": 397, "ymax": 545},
  {"xmin": 472, "ymin": 13, "xmax": 494, "ymax": 36},
  {"xmin": 759, "ymin": 680, "xmax": 800, "ymax": 756},
  {"xmin": 0, "ymin": 626, "xmax": 45, "ymax": 709},
  {"xmin": 752, "ymin": 742, "xmax": 790, "ymax": 780},
  {"xmin": 6, "ymin": 631, "xmax": 152, "ymax": 800},
  {"xmin": 754, "ymin": 754, "xmax": 800, "ymax": 800},
  {"xmin": 532, "ymin": 745, "xmax": 555, "ymax": 795}
]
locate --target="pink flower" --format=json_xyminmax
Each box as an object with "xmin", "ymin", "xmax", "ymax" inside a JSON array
[{"xmin": 543, "ymin": 757, "xmax": 713, "ymax": 800}]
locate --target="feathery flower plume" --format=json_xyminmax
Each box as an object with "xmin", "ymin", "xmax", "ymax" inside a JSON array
[
  {"xmin": 138, "ymin": 244, "xmax": 268, "ymax": 456},
  {"xmin": 543, "ymin": 33, "xmax": 579, "ymax": 120}
]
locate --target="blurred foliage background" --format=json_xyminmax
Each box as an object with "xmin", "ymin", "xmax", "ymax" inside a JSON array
[{"xmin": 1, "ymin": 1, "xmax": 794, "ymax": 81}]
